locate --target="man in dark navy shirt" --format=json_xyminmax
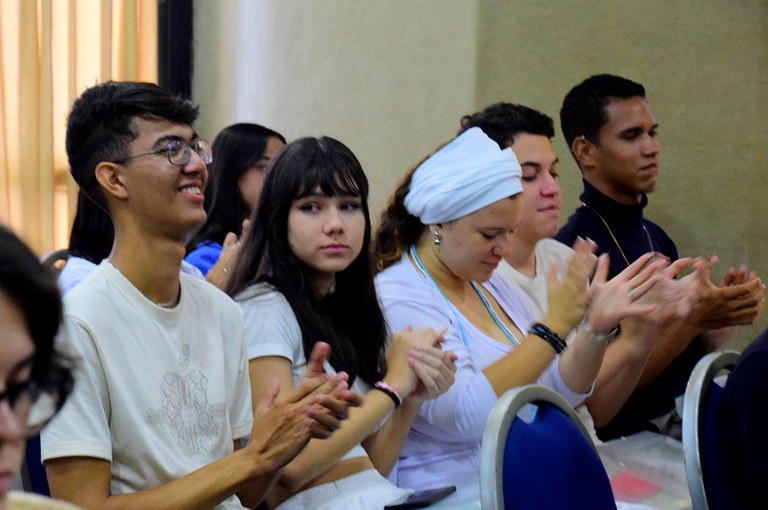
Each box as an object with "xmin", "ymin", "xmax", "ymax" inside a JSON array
[{"xmin": 555, "ymin": 74, "xmax": 765, "ymax": 440}]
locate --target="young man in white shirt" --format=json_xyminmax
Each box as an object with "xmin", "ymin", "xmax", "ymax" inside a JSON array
[{"xmin": 42, "ymin": 81, "xmax": 353, "ymax": 509}]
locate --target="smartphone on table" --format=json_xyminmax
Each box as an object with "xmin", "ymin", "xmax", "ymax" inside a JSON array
[{"xmin": 384, "ymin": 485, "xmax": 457, "ymax": 509}]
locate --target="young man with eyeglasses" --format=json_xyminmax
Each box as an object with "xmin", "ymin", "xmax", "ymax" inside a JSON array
[
  {"xmin": 555, "ymin": 74, "xmax": 765, "ymax": 440},
  {"xmin": 41, "ymin": 82, "xmax": 354, "ymax": 509}
]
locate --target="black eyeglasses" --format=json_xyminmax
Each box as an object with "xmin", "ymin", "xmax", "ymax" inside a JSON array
[
  {"xmin": 113, "ymin": 139, "xmax": 213, "ymax": 166},
  {"xmin": 1, "ymin": 379, "xmax": 58, "ymax": 436}
]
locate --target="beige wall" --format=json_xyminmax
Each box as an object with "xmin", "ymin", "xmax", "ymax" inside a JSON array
[
  {"xmin": 474, "ymin": 0, "xmax": 768, "ymax": 347},
  {"xmin": 193, "ymin": 0, "xmax": 768, "ymax": 347},
  {"xmin": 193, "ymin": 0, "xmax": 479, "ymax": 216}
]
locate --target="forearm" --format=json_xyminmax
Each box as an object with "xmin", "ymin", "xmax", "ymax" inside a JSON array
[
  {"xmin": 47, "ymin": 448, "xmax": 275, "ymax": 510},
  {"xmin": 483, "ymin": 311, "xmax": 571, "ymax": 396},
  {"xmin": 557, "ymin": 329, "xmax": 609, "ymax": 394},
  {"xmin": 363, "ymin": 399, "xmax": 421, "ymax": 476},
  {"xmin": 637, "ymin": 319, "xmax": 699, "ymax": 388},
  {"xmin": 585, "ymin": 325, "xmax": 654, "ymax": 426},
  {"xmin": 278, "ymin": 390, "xmax": 397, "ymax": 492}
]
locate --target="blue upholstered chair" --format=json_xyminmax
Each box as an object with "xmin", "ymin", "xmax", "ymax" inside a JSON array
[
  {"xmin": 480, "ymin": 385, "xmax": 617, "ymax": 510},
  {"xmin": 682, "ymin": 350, "xmax": 739, "ymax": 510}
]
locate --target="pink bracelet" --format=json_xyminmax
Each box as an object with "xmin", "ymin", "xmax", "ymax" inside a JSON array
[{"xmin": 374, "ymin": 381, "xmax": 403, "ymax": 408}]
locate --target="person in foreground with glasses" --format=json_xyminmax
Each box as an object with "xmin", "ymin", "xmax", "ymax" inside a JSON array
[
  {"xmin": 41, "ymin": 81, "xmax": 357, "ymax": 509},
  {"xmin": 0, "ymin": 225, "xmax": 78, "ymax": 510}
]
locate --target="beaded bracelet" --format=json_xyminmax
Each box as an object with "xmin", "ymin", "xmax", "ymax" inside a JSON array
[
  {"xmin": 528, "ymin": 323, "xmax": 567, "ymax": 354},
  {"xmin": 373, "ymin": 381, "xmax": 402, "ymax": 408}
]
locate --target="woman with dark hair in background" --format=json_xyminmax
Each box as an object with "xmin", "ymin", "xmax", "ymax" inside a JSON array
[
  {"xmin": 0, "ymin": 225, "xmax": 76, "ymax": 509},
  {"xmin": 226, "ymin": 136, "xmax": 456, "ymax": 510},
  {"xmin": 186, "ymin": 123, "xmax": 286, "ymax": 287}
]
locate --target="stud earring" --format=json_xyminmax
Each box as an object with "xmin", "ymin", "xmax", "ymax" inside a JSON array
[{"xmin": 433, "ymin": 230, "xmax": 441, "ymax": 247}]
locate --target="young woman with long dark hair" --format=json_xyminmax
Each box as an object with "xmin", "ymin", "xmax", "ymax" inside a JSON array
[{"xmin": 227, "ymin": 136, "xmax": 456, "ymax": 510}]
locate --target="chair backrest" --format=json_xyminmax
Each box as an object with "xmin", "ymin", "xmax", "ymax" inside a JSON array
[
  {"xmin": 39, "ymin": 249, "xmax": 69, "ymax": 275},
  {"xmin": 480, "ymin": 385, "xmax": 617, "ymax": 510},
  {"xmin": 682, "ymin": 349, "xmax": 739, "ymax": 510}
]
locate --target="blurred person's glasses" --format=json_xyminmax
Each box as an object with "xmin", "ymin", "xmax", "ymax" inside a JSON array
[
  {"xmin": 113, "ymin": 139, "xmax": 212, "ymax": 166},
  {"xmin": 0, "ymin": 379, "xmax": 58, "ymax": 436}
]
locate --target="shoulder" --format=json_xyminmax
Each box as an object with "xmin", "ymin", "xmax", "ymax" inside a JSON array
[
  {"xmin": 375, "ymin": 256, "xmax": 434, "ymax": 304},
  {"xmin": 57, "ymin": 257, "xmax": 97, "ymax": 296},
  {"xmin": 235, "ymin": 282, "xmax": 297, "ymax": 327},
  {"xmin": 730, "ymin": 333, "xmax": 768, "ymax": 387},
  {"xmin": 181, "ymin": 273, "xmax": 242, "ymax": 320},
  {"xmin": 555, "ymin": 206, "xmax": 595, "ymax": 245}
]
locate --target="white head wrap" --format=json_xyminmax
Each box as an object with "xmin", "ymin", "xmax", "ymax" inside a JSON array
[{"xmin": 404, "ymin": 127, "xmax": 523, "ymax": 225}]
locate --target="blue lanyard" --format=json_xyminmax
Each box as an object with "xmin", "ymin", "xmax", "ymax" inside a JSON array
[{"xmin": 409, "ymin": 245, "xmax": 519, "ymax": 351}]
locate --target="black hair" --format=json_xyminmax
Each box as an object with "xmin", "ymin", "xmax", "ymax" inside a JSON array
[
  {"xmin": 227, "ymin": 137, "xmax": 387, "ymax": 385},
  {"xmin": 560, "ymin": 74, "xmax": 646, "ymax": 152},
  {"xmin": 0, "ymin": 225, "xmax": 73, "ymax": 409},
  {"xmin": 459, "ymin": 102, "xmax": 555, "ymax": 149},
  {"xmin": 187, "ymin": 123, "xmax": 285, "ymax": 250},
  {"xmin": 66, "ymin": 81, "xmax": 199, "ymax": 210},
  {"xmin": 68, "ymin": 189, "xmax": 114, "ymax": 263}
]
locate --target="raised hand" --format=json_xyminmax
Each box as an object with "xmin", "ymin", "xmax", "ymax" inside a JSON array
[
  {"xmin": 297, "ymin": 341, "xmax": 361, "ymax": 438},
  {"xmin": 545, "ymin": 244, "xmax": 598, "ymax": 333},
  {"xmin": 206, "ymin": 218, "xmax": 251, "ymax": 290},
  {"xmin": 246, "ymin": 379, "xmax": 317, "ymax": 471},
  {"xmin": 586, "ymin": 252, "xmax": 669, "ymax": 332},
  {"xmin": 683, "ymin": 257, "xmax": 765, "ymax": 331}
]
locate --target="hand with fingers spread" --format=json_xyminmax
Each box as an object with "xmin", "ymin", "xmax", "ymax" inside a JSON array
[{"xmin": 586, "ymin": 252, "xmax": 670, "ymax": 332}]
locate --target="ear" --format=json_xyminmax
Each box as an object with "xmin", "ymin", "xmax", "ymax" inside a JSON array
[
  {"xmin": 571, "ymin": 136, "xmax": 596, "ymax": 172},
  {"xmin": 94, "ymin": 162, "xmax": 129, "ymax": 200}
]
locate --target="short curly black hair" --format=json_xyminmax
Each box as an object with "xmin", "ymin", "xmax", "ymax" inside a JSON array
[
  {"xmin": 560, "ymin": 74, "xmax": 646, "ymax": 152},
  {"xmin": 459, "ymin": 102, "xmax": 555, "ymax": 149}
]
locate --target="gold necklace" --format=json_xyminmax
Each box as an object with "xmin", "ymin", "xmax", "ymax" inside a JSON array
[{"xmin": 581, "ymin": 202, "xmax": 654, "ymax": 267}]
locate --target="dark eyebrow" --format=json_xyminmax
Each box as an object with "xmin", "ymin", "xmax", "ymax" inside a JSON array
[
  {"xmin": 520, "ymin": 157, "xmax": 559, "ymax": 169},
  {"xmin": 151, "ymin": 132, "xmax": 200, "ymax": 149}
]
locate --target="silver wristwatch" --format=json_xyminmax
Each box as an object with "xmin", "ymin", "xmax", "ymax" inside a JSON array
[{"xmin": 581, "ymin": 320, "xmax": 621, "ymax": 344}]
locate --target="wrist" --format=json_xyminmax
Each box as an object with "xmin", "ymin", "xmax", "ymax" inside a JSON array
[
  {"xmin": 580, "ymin": 319, "xmax": 621, "ymax": 344},
  {"xmin": 537, "ymin": 313, "xmax": 572, "ymax": 338},
  {"xmin": 374, "ymin": 381, "xmax": 403, "ymax": 408},
  {"xmin": 528, "ymin": 323, "xmax": 567, "ymax": 354}
]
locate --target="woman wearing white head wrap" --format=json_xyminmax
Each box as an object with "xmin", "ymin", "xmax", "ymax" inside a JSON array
[{"xmin": 373, "ymin": 128, "xmax": 666, "ymax": 493}]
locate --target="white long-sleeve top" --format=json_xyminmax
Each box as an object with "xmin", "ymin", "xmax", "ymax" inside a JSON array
[{"xmin": 375, "ymin": 253, "xmax": 590, "ymax": 490}]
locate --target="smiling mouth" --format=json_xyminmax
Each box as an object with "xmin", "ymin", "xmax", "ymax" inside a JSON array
[{"xmin": 180, "ymin": 185, "xmax": 202, "ymax": 194}]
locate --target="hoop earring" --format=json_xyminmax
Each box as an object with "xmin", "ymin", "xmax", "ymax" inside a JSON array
[{"xmin": 433, "ymin": 230, "xmax": 441, "ymax": 247}]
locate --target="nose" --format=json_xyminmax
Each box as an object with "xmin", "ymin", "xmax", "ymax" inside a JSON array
[
  {"xmin": 541, "ymin": 173, "xmax": 560, "ymax": 197},
  {"xmin": 641, "ymin": 133, "xmax": 660, "ymax": 157},
  {"xmin": 324, "ymin": 206, "xmax": 345, "ymax": 234},
  {"xmin": 492, "ymin": 233, "xmax": 513, "ymax": 258},
  {"xmin": 0, "ymin": 399, "xmax": 24, "ymax": 440},
  {"xmin": 183, "ymin": 150, "xmax": 209, "ymax": 185}
]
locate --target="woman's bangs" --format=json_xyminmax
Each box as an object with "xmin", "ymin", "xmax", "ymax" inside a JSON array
[{"xmin": 295, "ymin": 164, "xmax": 364, "ymax": 199}]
